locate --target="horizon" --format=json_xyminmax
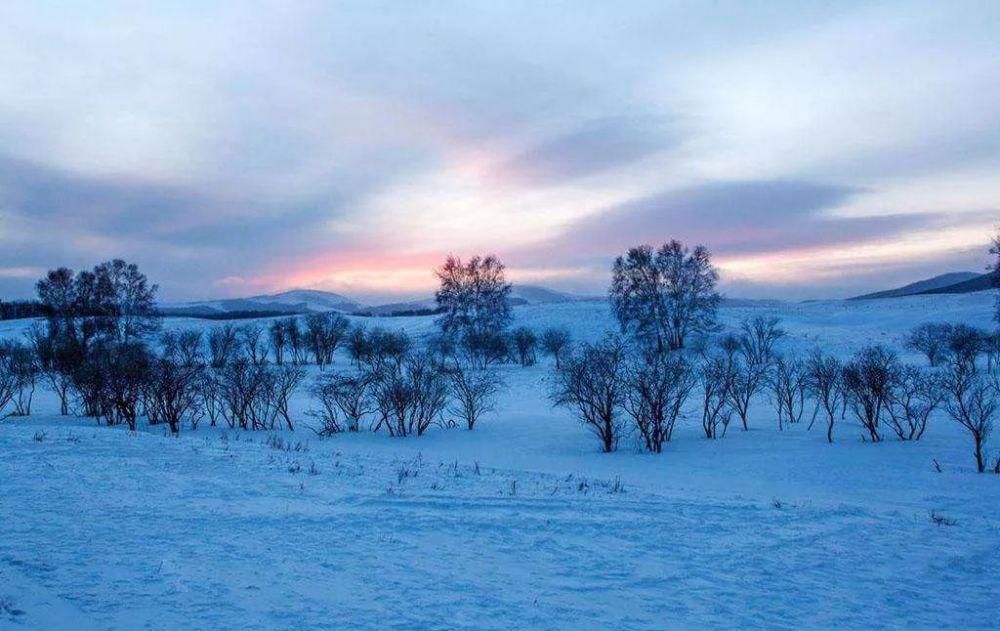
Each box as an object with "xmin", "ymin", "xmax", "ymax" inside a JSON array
[{"xmin": 1, "ymin": 2, "xmax": 998, "ymax": 303}]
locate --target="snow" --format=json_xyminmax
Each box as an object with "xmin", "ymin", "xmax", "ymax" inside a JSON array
[{"xmin": 2, "ymin": 292, "xmax": 999, "ymax": 629}]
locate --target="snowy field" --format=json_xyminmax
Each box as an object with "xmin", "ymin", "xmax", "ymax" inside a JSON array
[{"xmin": 2, "ymin": 292, "xmax": 1000, "ymax": 629}]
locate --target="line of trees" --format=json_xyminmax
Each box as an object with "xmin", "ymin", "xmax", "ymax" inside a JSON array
[
  {"xmin": 3, "ymin": 234, "xmax": 999, "ymax": 472},
  {"xmin": 547, "ymin": 238, "xmax": 1000, "ymax": 473}
]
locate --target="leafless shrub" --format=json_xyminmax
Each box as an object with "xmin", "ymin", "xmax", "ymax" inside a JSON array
[
  {"xmin": 942, "ymin": 364, "xmax": 998, "ymax": 472},
  {"xmin": 305, "ymin": 312, "xmax": 351, "ymax": 366},
  {"xmin": 946, "ymin": 324, "xmax": 987, "ymax": 373},
  {"xmin": 370, "ymin": 353, "xmax": 449, "ymax": 437},
  {"xmin": 208, "ymin": 324, "xmax": 240, "ymax": 368},
  {"xmin": 540, "ymin": 327, "xmax": 572, "ymax": 369},
  {"xmin": 768, "ymin": 356, "xmax": 807, "ymax": 431},
  {"xmin": 145, "ymin": 358, "xmax": 204, "ymax": 433},
  {"xmin": 200, "ymin": 369, "xmax": 223, "ymax": 427},
  {"xmin": 269, "ymin": 320, "xmax": 287, "ymax": 365},
  {"xmin": 308, "ymin": 371, "xmax": 374, "ymax": 435},
  {"xmin": 805, "ymin": 349, "xmax": 842, "ymax": 443},
  {"xmin": 511, "ymin": 327, "xmax": 537, "ymax": 367},
  {"xmin": 550, "ymin": 335, "xmax": 627, "ymax": 452},
  {"xmin": 364, "ymin": 328, "xmax": 412, "ymax": 373},
  {"xmin": 240, "ymin": 324, "xmax": 269, "ymax": 365},
  {"xmin": 698, "ymin": 354, "xmax": 735, "ymax": 439},
  {"xmin": 26, "ymin": 325, "xmax": 74, "ymax": 415},
  {"xmin": 216, "ymin": 359, "xmax": 286, "ymax": 431},
  {"xmin": 0, "ymin": 341, "xmax": 37, "ymax": 416},
  {"xmin": 885, "ymin": 365, "xmax": 942, "ymax": 441},
  {"xmin": 284, "ymin": 317, "xmax": 306, "ymax": 365},
  {"xmin": 447, "ymin": 363, "xmax": 504, "ymax": 430},
  {"xmin": 740, "ymin": 316, "xmax": 785, "ymax": 366},
  {"xmin": 176, "ymin": 330, "xmax": 204, "ymax": 367},
  {"xmin": 272, "ymin": 365, "xmax": 306, "ymax": 430},
  {"xmin": 904, "ymin": 322, "xmax": 952, "ymax": 367},
  {"xmin": 0, "ymin": 351, "xmax": 16, "ymax": 418},
  {"xmin": 623, "ymin": 351, "xmax": 695, "ymax": 452},
  {"xmin": 91, "ymin": 341, "xmax": 153, "ymax": 431},
  {"xmin": 842, "ymin": 345, "xmax": 898, "ymax": 442}
]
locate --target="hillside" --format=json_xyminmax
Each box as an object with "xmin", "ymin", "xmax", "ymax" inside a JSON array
[
  {"xmin": 849, "ymin": 271, "xmax": 985, "ymax": 300},
  {"xmin": 164, "ymin": 289, "xmax": 364, "ymax": 316},
  {"xmin": 915, "ymin": 272, "xmax": 997, "ymax": 295}
]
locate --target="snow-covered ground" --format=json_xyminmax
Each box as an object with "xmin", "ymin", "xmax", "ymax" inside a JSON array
[{"xmin": 2, "ymin": 292, "xmax": 999, "ymax": 629}]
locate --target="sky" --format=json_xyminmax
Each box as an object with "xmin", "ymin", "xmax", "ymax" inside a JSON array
[{"xmin": 0, "ymin": 0, "xmax": 998, "ymax": 304}]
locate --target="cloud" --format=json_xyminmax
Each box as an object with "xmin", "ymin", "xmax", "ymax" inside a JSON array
[
  {"xmin": 549, "ymin": 179, "xmax": 877, "ymax": 254},
  {"xmin": 491, "ymin": 116, "xmax": 674, "ymax": 185}
]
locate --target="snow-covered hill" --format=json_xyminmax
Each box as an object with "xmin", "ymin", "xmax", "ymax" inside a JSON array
[{"xmin": 164, "ymin": 289, "xmax": 364, "ymax": 315}]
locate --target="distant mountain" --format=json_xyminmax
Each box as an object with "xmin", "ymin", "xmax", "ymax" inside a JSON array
[
  {"xmin": 849, "ymin": 272, "xmax": 985, "ymax": 300},
  {"xmin": 164, "ymin": 289, "xmax": 364, "ymax": 316},
  {"xmin": 914, "ymin": 272, "xmax": 997, "ymax": 296},
  {"xmin": 510, "ymin": 285, "xmax": 596, "ymax": 304},
  {"xmin": 162, "ymin": 284, "xmax": 600, "ymax": 319}
]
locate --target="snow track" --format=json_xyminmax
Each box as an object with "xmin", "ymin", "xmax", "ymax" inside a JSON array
[{"xmin": 2, "ymin": 423, "xmax": 997, "ymax": 630}]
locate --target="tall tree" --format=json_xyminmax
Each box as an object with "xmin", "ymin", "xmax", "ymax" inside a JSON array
[
  {"xmin": 35, "ymin": 259, "xmax": 159, "ymax": 346},
  {"xmin": 435, "ymin": 254, "xmax": 512, "ymax": 342},
  {"xmin": 610, "ymin": 241, "xmax": 721, "ymax": 351}
]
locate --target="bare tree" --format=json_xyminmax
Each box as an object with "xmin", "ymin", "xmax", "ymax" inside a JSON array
[
  {"xmin": 540, "ymin": 327, "xmax": 571, "ymax": 368},
  {"xmin": 726, "ymin": 321, "xmax": 781, "ymax": 432},
  {"xmin": 200, "ymin": 369, "xmax": 223, "ymax": 427},
  {"xmin": 305, "ymin": 313, "xmax": 328, "ymax": 366},
  {"xmin": 346, "ymin": 326, "xmax": 368, "ymax": 366},
  {"xmin": 741, "ymin": 316, "xmax": 785, "ymax": 365},
  {"xmin": 550, "ymin": 335, "xmax": 627, "ymax": 452},
  {"xmin": 610, "ymin": 241, "xmax": 721, "ymax": 352},
  {"xmin": 946, "ymin": 324, "xmax": 986, "ymax": 373},
  {"xmin": 842, "ymin": 345, "xmax": 899, "ymax": 443},
  {"xmin": 208, "ymin": 324, "xmax": 240, "ymax": 368},
  {"xmin": 447, "ymin": 363, "xmax": 504, "ymax": 430},
  {"xmin": 240, "ymin": 324, "xmax": 268, "ymax": 365},
  {"xmin": 284, "ymin": 318, "xmax": 305, "ymax": 365},
  {"xmin": 885, "ymin": 365, "xmax": 942, "ymax": 441},
  {"xmin": 272, "ymin": 365, "xmax": 306, "ymax": 430},
  {"xmin": 5, "ymin": 343, "xmax": 38, "ymax": 416},
  {"xmin": 92, "ymin": 341, "xmax": 153, "ymax": 431},
  {"xmin": 309, "ymin": 371, "xmax": 373, "ymax": 434},
  {"xmin": 364, "ymin": 328, "xmax": 412, "ymax": 373},
  {"xmin": 321, "ymin": 313, "xmax": 350, "ymax": 365},
  {"xmin": 805, "ymin": 349, "xmax": 842, "ymax": 443},
  {"xmin": 459, "ymin": 331, "xmax": 508, "ymax": 369},
  {"xmin": 942, "ymin": 364, "xmax": 998, "ymax": 472},
  {"xmin": 176, "ymin": 330, "xmax": 204, "ymax": 367},
  {"xmin": 984, "ymin": 330, "xmax": 1000, "ymax": 373},
  {"xmin": 369, "ymin": 353, "xmax": 449, "ymax": 437},
  {"xmin": 269, "ymin": 320, "xmax": 287, "ymax": 365},
  {"xmin": 904, "ymin": 322, "xmax": 952, "ymax": 367},
  {"xmin": 623, "ymin": 351, "xmax": 696, "ymax": 452},
  {"xmin": 145, "ymin": 358, "xmax": 204, "ymax": 433},
  {"xmin": 27, "ymin": 325, "xmax": 73, "ymax": 415},
  {"xmin": 768, "ymin": 356, "xmax": 807, "ymax": 431},
  {"xmin": 511, "ymin": 326, "xmax": 537, "ymax": 367},
  {"xmin": 698, "ymin": 354, "xmax": 735, "ymax": 439},
  {"xmin": 0, "ymin": 351, "xmax": 17, "ymax": 418},
  {"xmin": 217, "ymin": 359, "xmax": 274, "ymax": 430},
  {"xmin": 435, "ymin": 255, "xmax": 512, "ymax": 350}
]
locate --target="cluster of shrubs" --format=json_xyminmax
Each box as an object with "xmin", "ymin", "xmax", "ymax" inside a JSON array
[
  {"xmin": 550, "ymin": 316, "xmax": 1000, "ymax": 473},
  {"xmin": 0, "ymin": 316, "xmax": 573, "ymax": 440}
]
